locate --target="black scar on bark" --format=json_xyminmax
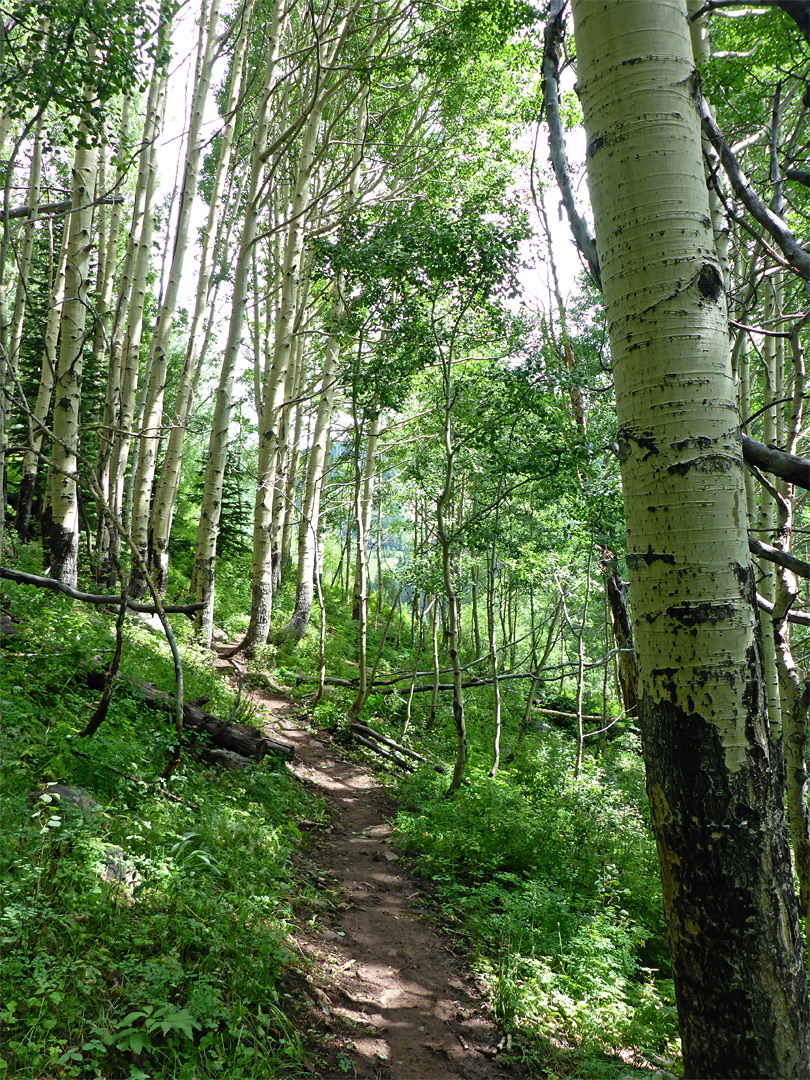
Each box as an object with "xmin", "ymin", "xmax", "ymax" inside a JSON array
[
  {"xmin": 697, "ymin": 263, "xmax": 724, "ymax": 301},
  {"xmin": 627, "ymin": 545, "xmax": 676, "ymax": 570},
  {"xmin": 666, "ymin": 601, "xmax": 736, "ymax": 626},
  {"xmin": 616, "ymin": 429, "xmax": 659, "ymax": 463},
  {"xmin": 668, "ymin": 453, "xmax": 733, "ymax": 476},
  {"xmin": 671, "ymin": 435, "xmax": 713, "ymax": 451}
]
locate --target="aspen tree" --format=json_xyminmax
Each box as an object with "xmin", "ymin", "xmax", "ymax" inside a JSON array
[
  {"xmin": 238, "ymin": 0, "xmax": 363, "ymax": 652},
  {"xmin": 99, "ymin": 59, "xmax": 167, "ymax": 579},
  {"xmin": 15, "ymin": 218, "xmax": 69, "ymax": 540},
  {"xmin": 277, "ymin": 51, "xmax": 374, "ymax": 643},
  {"xmin": 347, "ymin": 404, "xmax": 381, "ymax": 716},
  {"xmin": 6, "ymin": 112, "xmax": 45, "ymax": 416},
  {"xmin": 570, "ymin": 1, "xmax": 809, "ymax": 1073},
  {"xmin": 49, "ymin": 62, "xmax": 98, "ymax": 585},
  {"xmin": 128, "ymin": 0, "xmax": 220, "ymax": 595},
  {"xmin": 193, "ymin": 0, "xmax": 288, "ymax": 644},
  {"xmin": 149, "ymin": 0, "xmax": 252, "ymax": 594}
]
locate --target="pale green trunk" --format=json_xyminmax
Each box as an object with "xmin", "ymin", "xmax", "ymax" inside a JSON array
[
  {"xmin": 105, "ymin": 67, "xmax": 167, "ymax": 579},
  {"xmin": 241, "ymin": 100, "xmax": 324, "ymax": 651},
  {"xmin": 129, "ymin": 0, "xmax": 220, "ymax": 594},
  {"xmin": 571, "ymin": 2, "xmax": 808, "ymax": 1074},
  {"xmin": 16, "ymin": 217, "xmax": 70, "ymax": 540}
]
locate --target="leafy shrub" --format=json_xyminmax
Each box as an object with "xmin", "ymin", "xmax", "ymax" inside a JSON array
[{"xmin": 393, "ymin": 732, "xmax": 678, "ymax": 1073}]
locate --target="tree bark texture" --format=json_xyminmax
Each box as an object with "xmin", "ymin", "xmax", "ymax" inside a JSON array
[
  {"xmin": 570, "ymin": 2, "xmax": 809, "ymax": 1076},
  {"xmin": 49, "ymin": 104, "xmax": 97, "ymax": 587}
]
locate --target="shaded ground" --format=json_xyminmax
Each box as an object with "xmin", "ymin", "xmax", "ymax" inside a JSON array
[{"xmin": 216, "ymin": 652, "xmax": 529, "ymax": 1080}]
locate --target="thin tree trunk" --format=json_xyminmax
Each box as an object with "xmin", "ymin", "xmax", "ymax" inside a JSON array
[
  {"xmin": 129, "ymin": 0, "xmax": 220, "ymax": 595},
  {"xmin": 49, "ymin": 90, "xmax": 98, "ymax": 586},
  {"xmin": 105, "ymin": 63, "xmax": 168, "ymax": 582},
  {"xmin": 16, "ymin": 217, "xmax": 69, "ymax": 540},
  {"xmin": 149, "ymin": 4, "xmax": 251, "ymax": 595},
  {"xmin": 194, "ymin": 0, "xmax": 286, "ymax": 645}
]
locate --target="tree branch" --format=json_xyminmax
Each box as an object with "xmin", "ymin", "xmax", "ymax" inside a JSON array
[
  {"xmin": 757, "ymin": 593, "xmax": 810, "ymax": 626},
  {"xmin": 749, "ymin": 537, "xmax": 810, "ymax": 579},
  {"xmin": 742, "ymin": 434, "xmax": 810, "ymax": 488},
  {"xmin": 541, "ymin": 0, "xmax": 601, "ymax": 287},
  {"xmin": 700, "ymin": 97, "xmax": 810, "ymax": 281},
  {"xmin": 0, "ymin": 566, "xmax": 205, "ymax": 614}
]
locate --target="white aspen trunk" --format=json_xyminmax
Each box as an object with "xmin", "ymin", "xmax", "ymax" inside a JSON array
[
  {"xmin": 352, "ymin": 402, "xmax": 381, "ymax": 622},
  {"xmin": 270, "ymin": 278, "xmax": 311, "ymax": 587},
  {"xmin": 279, "ymin": 59, "xmax": 371, "ymax": 640},
  {"xmin": 240, "ymin": 104, "xmax": 325, "ymax": 652},
  {"xmin": 90, "ymin": 109, "xmax": 130, "ymax": 551},
  {"xmin": 280, "ymin": 368, "xmax": 305, "ymax": 570},
  {"xmin": 97, "ymin": 90, "xmax": 151, "ymax": 516},
  {"xmin": 104, "ymin": 67, "xmax": 168, "ymax": 580},
  {"xmin": 150, "ymin": 2, "xmax": 251, "ymax": 594},
  {"xmin": 282, "ymin": 315, "xmax": 341, "ymax": 640},
  {"xmin": 15, "ymin": 211, "xmax": 70, "ymax": 540},
  {"xmin": 757, "ymin": 282, "xmax": 782, "ymax": 735},
  {"xmin": 128, "ymin": 0, "xmax": 220, "ymax": 595},
  {"xmin": 571, "ymin": 2, "xmax": 809, "ymax": 1073},
  {"xmin": 49, "ymin": 103, "xmax": 98, "ymax": 585},
  {"xmin": 770, "ymin": 289, "xmax": 810, "ymax": 953},
  {"xmin": 194, "ymin": 0, "xmax": 287, "ymax": 645},
  {"xmin": 6, "ymin": 112, "xmax": 45, "ymax": 404},
  {"xmin": 347, "ymin": 406, "xmax": 380, "ymax": 716}
]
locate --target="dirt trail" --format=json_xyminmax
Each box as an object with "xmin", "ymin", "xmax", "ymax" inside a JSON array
[{"xmin": 217, "ymin": 654, "xmax": 524, "ymax": 1080}]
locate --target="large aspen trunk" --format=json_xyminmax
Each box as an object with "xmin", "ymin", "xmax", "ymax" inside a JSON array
[
  {"xmin": 102, "ymin": 65, "xmax": 167, "ymax": 582},
  {"xmin": 239, "ymin": 101, "xmax": 326, "ymax": 653},
  {"xmin": 570, "ymin": 2, "xmax": 809, "ymax": 1076},
  {"xmin": 49, "ymin": 106, "xmax": 98, "ymax": 586},
  {"xmin": 278, "ymin": 69, "xmax": 371, "ymax": 641}
]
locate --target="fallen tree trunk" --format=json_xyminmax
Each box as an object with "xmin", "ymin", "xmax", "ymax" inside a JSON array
[
  {"xmin": 134, "ymin": 679, "xmax": 295, "ymax": 761},
  {"xmin": 349, "ymin": 722, "xmax": 446, "ymax": 774},
  {"xmin": 350, "ymin": 732, "xmax": 415, "ymax": 772},
  {"xmin": 84, "ymin": 670, "xmax": 294, "ymax": 762}
]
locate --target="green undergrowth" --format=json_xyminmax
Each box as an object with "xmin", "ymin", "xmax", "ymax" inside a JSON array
[
  {"xmin": 0, "ymin": 565, "xmax": 326, "ymax": 1080},
  {"xmin": 391, "ymin": 739, "xmax": 681, "ymax": 1077}
]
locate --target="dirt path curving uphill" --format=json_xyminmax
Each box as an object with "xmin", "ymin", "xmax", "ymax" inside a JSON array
[{"xmin": 215, "ymin": 652, "xmax": 528, "ymax": 1080}]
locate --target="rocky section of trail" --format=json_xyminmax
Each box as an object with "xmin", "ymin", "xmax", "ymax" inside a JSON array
[{"xmin": 214, "ymin": 652, "xmax": 528, "ymax": 1080}]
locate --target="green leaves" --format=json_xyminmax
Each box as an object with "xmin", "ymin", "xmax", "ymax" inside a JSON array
[{"xmin": 0, "ymin": 0, "xmax": 168, "ymax": 141}]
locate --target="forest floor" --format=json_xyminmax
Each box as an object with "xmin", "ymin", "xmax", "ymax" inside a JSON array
[{"xmin": 215, "ymin": 648, "xmax": 528, "ymax": 1080}]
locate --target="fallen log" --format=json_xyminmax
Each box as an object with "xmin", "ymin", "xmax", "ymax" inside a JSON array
[
  {"xmin": 83, "ymin": 670, "xmax": 294, "ymax": 762},
  {"xmin": 351, "ymin": 732, "xmax": 415, "ymax": 772},
  {"xmin": 133, "ymin": 679, "xmax": 295, "ymax": 762},
  {"xmin": 350, "ymin": 722, "xmax": 446, "ymax": 773}
]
